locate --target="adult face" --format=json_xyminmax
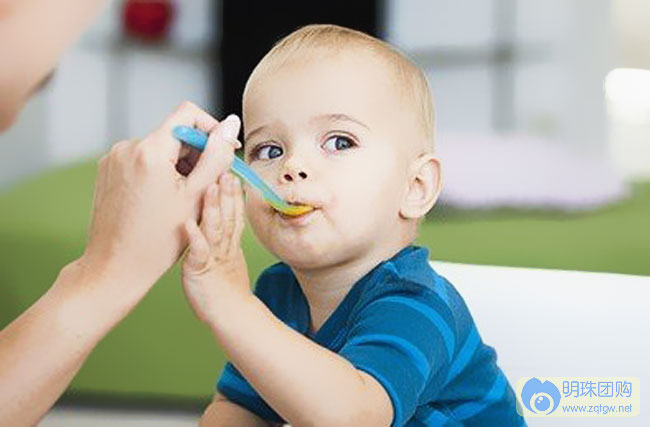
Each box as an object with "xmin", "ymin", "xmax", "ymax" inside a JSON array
[{"xmin": 0, "ymin": 0, "xmax": 106, "ymax": 131}]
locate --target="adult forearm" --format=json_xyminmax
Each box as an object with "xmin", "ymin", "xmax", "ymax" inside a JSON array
[
  {"xmin": 209, "ymin": 296, "xmax": 383, "ymax": 426},
  {"xmin": 0, "ymin": 258, "xmax": 146, "ymax": 425}
]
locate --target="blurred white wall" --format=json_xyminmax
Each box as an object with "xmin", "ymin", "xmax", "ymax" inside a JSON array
[
  {"xmin": 386, "ymin": 0, "xmax": 612, "ymax": 151},
  {"xmin": 386, "ymin": 0, "xmax": 496, "ymax": 134},
  {"xmin": 614, "ymin": 0, "xmax": 650, "ymax": 70}
]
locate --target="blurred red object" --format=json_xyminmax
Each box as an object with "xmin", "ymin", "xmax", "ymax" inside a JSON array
[{"xmin": 122, "ymin": 0, "xmax": 175, "ymax": 41}]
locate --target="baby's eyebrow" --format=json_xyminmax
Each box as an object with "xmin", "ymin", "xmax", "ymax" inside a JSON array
[
  {"xmin": 312, "ymin": 113, "xmax": 370, "ymax": 131},
  {"xmin": 243, "ymin": 113, "xmax": 370, "ymax": 142},
  {"xmin": 244, "ymin": 125, "xmax": 267, "ymax": 143}
]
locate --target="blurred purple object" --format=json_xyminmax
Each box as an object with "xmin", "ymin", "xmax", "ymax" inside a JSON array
[{"xmin": 436, "ymin": 132, "xmax": 628, "ymax": 211}]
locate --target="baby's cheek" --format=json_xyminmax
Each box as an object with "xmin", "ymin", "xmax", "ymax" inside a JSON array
[
  {"xmin": 340, "ymin": 186, "xmax": 369, "ymax": 214},
  {"xmin": 327, "ymin": 193, "xmax": 364, "ymax": 233},
  {"xmin": 343, "ymin": 187, "xmax": 391, "ymax": 231}
]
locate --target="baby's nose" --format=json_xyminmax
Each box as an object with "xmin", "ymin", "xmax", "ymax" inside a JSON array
[{"xmin": 282, "ymin": 170, "xmax": 308, "ymax": 182}]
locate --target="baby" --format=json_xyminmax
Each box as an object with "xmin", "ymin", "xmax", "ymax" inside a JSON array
[{"xmin": 181, "ymin": 24, "xmax": 525, "ymax": 426}]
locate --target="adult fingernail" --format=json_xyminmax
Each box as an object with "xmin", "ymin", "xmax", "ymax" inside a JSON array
[{"xmin": 220, "ymin": 114, "xmax": 240, "ymax": 141}]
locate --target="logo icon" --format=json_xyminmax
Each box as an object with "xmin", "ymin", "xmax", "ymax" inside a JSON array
[{"xmin": 520, "ymin": 377, "xmax": 561, "ymax": 415}]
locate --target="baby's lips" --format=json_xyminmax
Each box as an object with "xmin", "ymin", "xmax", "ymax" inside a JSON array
[
  {"xmin": 284, "ymin": 204, "xmax": 314, "ymax": 216},
  {"xmin": 285, "ymin": 197, "xmax": 320, "ymax": 208},
  {"xmin": 268, "ymin": 198, "xmax": 318, "ymax": 216}
]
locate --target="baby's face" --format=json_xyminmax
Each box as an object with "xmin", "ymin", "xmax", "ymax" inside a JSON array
[{"xmin": 242, "ymin": 50, "xmax": 420, "ymax": 269}]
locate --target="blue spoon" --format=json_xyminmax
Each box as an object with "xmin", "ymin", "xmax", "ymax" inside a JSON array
[{"xmin": 173, "ymin": 125, "xmax": 312, "ymax": 216}]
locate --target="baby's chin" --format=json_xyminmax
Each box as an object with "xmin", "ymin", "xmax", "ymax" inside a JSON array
[
  {"xmin": 271, "ymin": 241, "xmax": 325, "ymax": 268},
  {"xmin": 267, "ymin": 237, "xmax": 346, "ymax": 271}
]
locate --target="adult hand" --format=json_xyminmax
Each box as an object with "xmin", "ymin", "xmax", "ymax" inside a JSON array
[
  {"xmin": 0, "ymin": 102, "xmax": 240, "ymax": 426},
  {"xmin": 78, "ymin": 102, "xmax": 241, "ymax": 300}
]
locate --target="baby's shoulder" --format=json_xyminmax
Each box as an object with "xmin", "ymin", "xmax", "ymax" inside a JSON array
[
  {"xmin": 350, "ymin": 266, "xmax": 475, "ymax": 334},
  {"xmin": 357, "ymin": 265, "xmax": 449, "ymax": 310},
  {"xmin": 351, "ymin": 275, "xmax": 446, "ymax": 323}
]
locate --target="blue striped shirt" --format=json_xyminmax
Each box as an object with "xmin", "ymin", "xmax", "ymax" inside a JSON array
[{"xmin": 216, "ymin": 245, "xmax": 526, "ymax": 426}]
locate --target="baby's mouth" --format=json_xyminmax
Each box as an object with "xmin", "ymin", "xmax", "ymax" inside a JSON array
[
  {"xmin": 274, "ymin": 201, "xmax": 319, "ymax": 219},
  {"xmin": 277, "ymin": 210, "xmax": 311, "ymax": 220}
]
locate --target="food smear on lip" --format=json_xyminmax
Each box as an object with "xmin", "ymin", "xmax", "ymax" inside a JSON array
[{"xmin": 273, "ymin": 203, "xmax": 314, "ymax": 216}]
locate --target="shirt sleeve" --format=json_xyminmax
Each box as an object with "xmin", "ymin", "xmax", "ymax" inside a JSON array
[
  {"xmin": 339, "ymin": 286, "xmax": 455, "ymax": 426},
  {"xmin": 216, "ymin": 362, "xmax": 285, "ymax": 423}
]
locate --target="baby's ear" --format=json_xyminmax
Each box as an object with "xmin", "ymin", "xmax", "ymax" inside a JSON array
[{"xmin": 399, "ymin": 153, "xmax": 442, "ymax": 219}]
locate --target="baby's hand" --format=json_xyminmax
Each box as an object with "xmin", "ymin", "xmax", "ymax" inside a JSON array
[{"xmin": 182, "ymin": 172, "xmax": 250, "ymax": 325}]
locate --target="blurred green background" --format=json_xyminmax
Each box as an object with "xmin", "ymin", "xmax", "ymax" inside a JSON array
[{"xmin": 1, "ymin": 161, "xmax": 648, "ymax": 408}]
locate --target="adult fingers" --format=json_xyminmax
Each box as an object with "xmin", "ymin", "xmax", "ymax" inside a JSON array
[
  {"xmin": 143, "ymin": 101, "xmax": 219, "ymax": 162},
  {"xmin": 186, "ymin": 114, "xmax": 241, "ymax": 194}
]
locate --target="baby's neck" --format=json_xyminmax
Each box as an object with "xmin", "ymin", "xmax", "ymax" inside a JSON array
[{"xmin": 291, "ymin": 241, "xmax": 410, "ymax": 334}]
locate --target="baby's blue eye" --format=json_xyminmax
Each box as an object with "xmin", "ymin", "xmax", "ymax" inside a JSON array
[
  {"xmin": 255, "ymin": 145, "xmax": 283, "ymax": 160},
  {"xmin": 323, "ymin": 135, "xmax": 355, "ymax": 152}
]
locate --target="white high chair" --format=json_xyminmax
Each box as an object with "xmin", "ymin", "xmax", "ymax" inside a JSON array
[{"xmin": 432, "ymin": 261, "xmax": 650, "ymax": 426}]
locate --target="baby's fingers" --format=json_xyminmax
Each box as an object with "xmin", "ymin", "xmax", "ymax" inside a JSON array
[
  {"xmin": 183, "ymin": 219, "xmax": 211, "ymax": 273},
  {"xmin": 201, "ymin": 183, "xmax": 221, "ymax": 248},
  {"xmin": 217, "ymin": 173, "xmax": 240, "ymax": 256},
  {"xmin": 228, "ymin": 176, "xmax": 245, "ymax": 255}
]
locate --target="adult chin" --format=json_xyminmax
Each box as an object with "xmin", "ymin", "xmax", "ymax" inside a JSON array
[
  {"xmin": 0, "ymin": 102, "xmax": 21, "ymax": 134},
  {"xmin": 0, "ymin": 67, "xmax": 55, "ymax": 134}
]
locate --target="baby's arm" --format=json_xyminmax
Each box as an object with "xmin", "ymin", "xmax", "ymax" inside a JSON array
[
  {"xmin": 182, "ymin": 173, "xmax": 393, "ymax": 426},
  {"xmin": 200, "ymin": 392, "xmax": 273, "ymax": 427},
  {"xmin": 210, "ymin": 294, "xmax": 393, "ymax": 426}
]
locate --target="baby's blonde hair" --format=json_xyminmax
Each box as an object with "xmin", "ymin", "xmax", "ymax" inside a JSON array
[{"xmin": 243, "ymin": 24, "xmax": 435, "ymax": 151}]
